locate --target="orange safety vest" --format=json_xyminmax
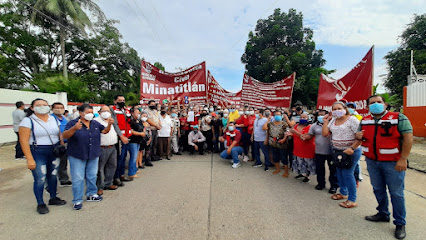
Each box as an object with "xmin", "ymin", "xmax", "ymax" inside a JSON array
[{"xmin": 360, "ymin": 111, "xmax": 401, "ymax": 161}]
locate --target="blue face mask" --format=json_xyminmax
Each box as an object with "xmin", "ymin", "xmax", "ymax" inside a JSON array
[
  {"xmin": 299, "ymin": 119, "xmax": 308, "ymax": 125},
  {"xmin": 255, "ymin": 114, "xmax": 259, "ymax": 118},
  {"xmin": 348, "ymin": 108, "xmax": 355, "ymax": 115},
  {"xmin": 228, "ymin": 126, "xmax": 235, "ymax": 131},
  {"xmin": 317, "ymin": 116, "xmax": 324, "ymax": 123},
  {"xmin": 274, "ymin": 115, "xmax": 282, "ymax": 122},
  {"xmin": 171, "ymin": 113, "xmax": 177, "ymax": 118},
  {"xmin": 369, "ymin": 103, "xmax": 385, "ymax": 115}
]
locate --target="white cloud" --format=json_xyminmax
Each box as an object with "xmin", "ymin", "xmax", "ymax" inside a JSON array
[{"xmin": 96, "ymin": 0, "xmax": 422, "ymax": 89}]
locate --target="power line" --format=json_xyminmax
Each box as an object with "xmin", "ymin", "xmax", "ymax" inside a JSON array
[{"xmin": 143, "ymin": 0, "xmax": 173, "ymax": 42}]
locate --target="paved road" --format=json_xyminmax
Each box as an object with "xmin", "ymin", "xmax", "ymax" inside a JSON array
[{"xmin": 1, "ymin": 151, "xmax": 426, "ymax": 240}]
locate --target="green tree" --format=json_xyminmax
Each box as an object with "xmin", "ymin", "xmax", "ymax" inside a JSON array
[
  {"xmin": 384, "ymin": 14, "xmax": 426, "ymax": 107},
  {"xmin": 154, "ymin": 62, "xmax": 165, "ymax": 71},
  {"xmin": 32, "ymin": 0, "xmax": 105, "ymax": 78},
  {"xmin": 241, "ymin": 8, "xmax": 331, "ymax": 107}
]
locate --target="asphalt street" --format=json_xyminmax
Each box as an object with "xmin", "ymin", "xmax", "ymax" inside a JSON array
[{"xmin": 1, "ymin": 151, "xmax": 426, "ymax": 240}]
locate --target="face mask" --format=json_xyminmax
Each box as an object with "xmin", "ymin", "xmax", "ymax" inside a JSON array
[
  {"xmin": 149, "ymin": 105, "xmax": 156, "ymax": 110},
  {"xmin": 230, "ymin": 109, "xmax": 235, "ymax": 113},
  {"xmin": 161, "ymin": 111, "xmax": 166, "ymax": 115},
  {"xmin": 84, "ymin": 113, "xmax": 94, "ymax": 121},
  {"xmin": 100, "ymin": 111, "xmax": 111, "ymax": 119},
  {"xmin": 369, "ymin": 103, "xmax": 385, "ymax": 115},
  {"xmin": 223, "ymin": 114, "xmax": 229, "ymax": 118},
  {"xmin": 193, "ymin": 130, "xmax": 198, "ymax": 134},
  {"xmin": 250, "ymin": 111, "xmax": 255, "ymax": 115},
  {"xmin": 255, "ymin": 114, "xmax": 259, "ymax": 118},
  {"xmin": 171, "ymin": 113, "xmax": 177, "ymax": 118},
  {"xmin": 141, "ymin": 117, "xmax": 148, "ymax": 122},
  {"xmin": 52, "ymin": 109, "xmax": 65, "ymax": 115},
  {"xmin": 348, "ymin": 108, "xmax": 355, "ymax": 115},
  {"xmin": 117, "ymin": 102, "xmax": 125, "ymax": 108},
  {"xmin": 332, "ymin": 110, "xmax": 346, "ymax": 118},
  {"xmin": 34, "ymin": 106, "xmax": 51, "ymax": 114},
  {"xmin": 274, "ymin": 115, "xmax": 282, "ymax": 121},
  {"xmin": 245, "ymin": 111, "xmax": 250, "ymax": 115},
  {"xmin": 265, "ymin": 112, "xmax": 271, "ymax": 117},
  {"xmin": 299, "ymin": 119, "xmax": 308, "ymax": 125},
  {"xmin": 228, "ymin": 126, "xmax": 235, "ymax": 131},
  {"xmin": 296, "ymin": 107, "xmax": 302, "ymax": 112},
  {"xmin": 182, "ymin": 113, "xmax": 187, "ymax": 117},
  {"xmin": 238, "ymin": 110, "xmax": 244, "ymax": 115},
  {"xmin": 209, "ymin": 108, "xmax": 214, "ymax": 112},
  {"xmin": 317, "ymin": 116, "xmax": 324, "ymax": 123}
]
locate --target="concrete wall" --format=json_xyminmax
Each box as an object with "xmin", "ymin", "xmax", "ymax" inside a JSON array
[{"xmin": 0, "ymin": 88, "xmax": 68, "ymax": 144}]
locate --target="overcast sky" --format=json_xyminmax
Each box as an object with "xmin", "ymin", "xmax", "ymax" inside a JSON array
[{"xmin": 96, "ymin": 0, "xmax": 423, "ymax": 93}]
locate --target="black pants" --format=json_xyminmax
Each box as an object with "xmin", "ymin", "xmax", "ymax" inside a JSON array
[
  {"xmin": 15, "ymin": 132, "xmax": 24, "ymax": 158},
  {"xmin": 202, "ymin": 129, "xmax": 213, "ymax": 151},
  {"xmin": 58, "ymin": 146, "xmax": 70, "ymax": 183},
  {"xmin": 189, "ymin": 142, "xmax": 204, "ymax": 155},
  {"xmin": 179, "ymin": 130, "xmax": 190, "ymax": 152},
  {"xmin": 315, "ymin": 154, "xmax": 338, "ymax": 188}
]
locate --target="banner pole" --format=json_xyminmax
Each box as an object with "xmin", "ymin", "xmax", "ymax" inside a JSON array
[{"xmin": 372, "ymin": 45, "xmax": 375, "ymax": 95}]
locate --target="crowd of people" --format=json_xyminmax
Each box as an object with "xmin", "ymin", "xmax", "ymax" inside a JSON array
[{"xmin": 12, "ymin": 94, "xmax": 413, "ymax": 239}]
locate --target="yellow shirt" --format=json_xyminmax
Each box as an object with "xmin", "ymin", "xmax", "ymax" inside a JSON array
[
  {"xmin": 228, "ymin": 111, "xmax": 240, "ymax": 123},
  {"xmin": 353, "ymin": 114, "xmax": 362, "ymax": 121}
]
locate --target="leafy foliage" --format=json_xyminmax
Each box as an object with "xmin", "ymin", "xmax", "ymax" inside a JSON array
[
  {"xmin": 241, "ymin": 8, "xmax": 332, "ymax": 107},
  {"xmin": 384, "ymin": 14, "xmax": 426, "ymax": 106}
]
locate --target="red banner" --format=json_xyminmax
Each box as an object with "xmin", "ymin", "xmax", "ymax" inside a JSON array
[
  {"xmin": 207, "ymin": 71, "xmax": 242, "ymax": 107},
  {"xmin": 317, "ymin": 47, "xmax": 373, "ymax": 116},
  {"xmin": 241, "ymin": 73, "xmax": 295, "ymax": 109},
  {"xmin": 140, "ymin": 61, "xmax": 207, "ymax": 104}
]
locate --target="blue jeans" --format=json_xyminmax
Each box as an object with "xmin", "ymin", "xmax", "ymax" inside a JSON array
[
  {"xmin": 69, "ymin": 156, "xmax": 99, "ymax": 204},
  {"xmin": 115, "ymin": 143, "xmax": 130, "ymax": 178},
  {"xmin": 220, "ymin": 146, "xmax": 244, "ymax": 164},
  {"xmin": 366, "ymin": 158, "xmax": 406, "ymax": 225},
  {"xmin": 336, "ymin": 148, "xmax": 361, "ymax": 202},
  {"xmin": 128, "ymin": 143, "xmax": 139, "ymax": 177},
  {"xmin": 271, "ymin": 147, "xmax": 289, "ymax": 165},
  {"xmin": 253, "ymin": 141, "xmax": 271, "ymax": 166},
  {"xmin": 30, "ymin": 145, "xmax": 60, "ymax": 205}
]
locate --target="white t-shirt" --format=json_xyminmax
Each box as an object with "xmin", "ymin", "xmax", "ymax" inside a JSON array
[
  {"xmin": 19, "ymin": 114, "xmax": 60, "ymax": 145},
  {"xmin": 94, "ymin": 117, "xmax": 118, "ymax": 146},
  {"xmin": 328, "ymin": 116, "xmax": 360, "ymax": 150},
  {"xmin": 158, "ymin": 115, "xmax": 173, "ymax": 137}
]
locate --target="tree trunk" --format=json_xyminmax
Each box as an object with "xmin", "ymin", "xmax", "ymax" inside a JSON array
[{"xmin": 60, "ymin": 25, "xmax": 68, "ymax": 79}]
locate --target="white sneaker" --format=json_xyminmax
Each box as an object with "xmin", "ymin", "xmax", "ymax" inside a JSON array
[
  {"xmin": 232, "ymin": 163, "xmax": 241, "ymax": 168},
  {"xmin": 243, "ymin": 156, "xmax": 249, "ymax": 162}
]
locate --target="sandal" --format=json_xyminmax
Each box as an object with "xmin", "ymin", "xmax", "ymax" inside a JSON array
[
  {"xmin": 339, "ymin": 200, "xmax": 358, "ymax": 208},
  {"xmin": 331, "ymin": 193, "xmax": 348, "ymax": 200}
]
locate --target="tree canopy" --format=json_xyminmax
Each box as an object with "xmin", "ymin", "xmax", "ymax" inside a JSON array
[
  {"xmin": 241, "ymin": 8, "xmax": 332, "ymax": 107},
  {"xmin": 384, "ymin": 14, "xmax": 426, "ymax": 106}
]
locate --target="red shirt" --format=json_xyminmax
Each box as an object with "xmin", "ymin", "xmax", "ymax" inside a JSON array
[
  {"xmin": 112, "ymin": 106, "xmax": 132, "ymax": 137},
  {"xmin": 235, "ymin": 115, "xmax": 248, "ymax": 132},
  {"xmin": 247, "ymin": 116, "xmax": 256, "ymax": 134},
  {"xmin": 292, "ymin": 124, "xmax": 315, "ymax": 159},
  {"xmin": 180, "ymin": 117, "xmax": 190, "ymax": 131},
  {"xmin": 188, "ymin": 115, "xmax": 199, "ymax": 130},
  {"xmin": 223, "ymin": 129, "xmax": 242, "ymax": 147}
]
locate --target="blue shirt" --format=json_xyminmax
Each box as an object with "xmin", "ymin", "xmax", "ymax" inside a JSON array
[
  {"xmin": 65, "ymin": 118, "xmax": 105, "ymax": 160},
  {"xmin": 52, "ymin": 114, "xmax": 68, "ymax": 142},
  {"xmin": 253, "ymin": 117, "xmax": 268, "ymax": 142}
]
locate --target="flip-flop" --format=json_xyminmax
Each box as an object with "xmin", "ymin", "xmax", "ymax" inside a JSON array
[{"xmin": 331, "ymin": 193, "xmax": 348, "ymax": 200}]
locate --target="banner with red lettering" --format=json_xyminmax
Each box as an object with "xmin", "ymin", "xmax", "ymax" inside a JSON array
[
  {"xmin": 241, "ymin": 73, "xmax": 295, "ymax": 109},
  {"xmin": 207, "ymin": 71, "xmax": 242, "ymax": 107},
  {"xmin": 140, "ymin": 61, "xmax": 207, "ymax": 104},
  {"xmin": 317, "ymin": 47, "xmax": 373, "ymax": 116}
]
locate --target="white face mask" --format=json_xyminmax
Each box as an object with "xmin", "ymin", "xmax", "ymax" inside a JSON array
[
  {"xmin": 34, "ymin": 106, "xmax": 51, "ymax": 114},
  {"xmin": 141, "ymin": 117, "xmax": 148, "ymax": 122},
  {"xmin": 249, "ymin": 111, "xmax": 255, "ymax": 115},
  {"xmin": 223, "ymin": 114, "xmax": 229, "ymax": 118},
  {"xmin": 83, "ymin": 113, "xmax": 94, "ymax": 121},
  {"xmin": 209, "ymin": 108, "xmax": 214, "ymax": 112},
  {"xmin": 245, "ymin": 111, "xmax": 250, "ymax": 115},
  {"xmin": 239, "ymin": 110, "xmax": 244, "ymax": 115},
  {"xmin": 100, "ymin": 111, "xmax": 111, "ymax": 119},
  {"xmin": 52, "ymin": 109, "xmax": 65, "ymax": 115}
]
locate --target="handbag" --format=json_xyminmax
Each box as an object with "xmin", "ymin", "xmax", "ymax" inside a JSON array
[
  {"xmin": 332, "ymin": 150, "xmax": 353, "ymax": 169},
  {"xmin": 30, "ymin": 117, "xmax": 66, "ymax": 158}
]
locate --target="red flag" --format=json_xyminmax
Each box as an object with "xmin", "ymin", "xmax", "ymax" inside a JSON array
[
  {"xmin": 317, "ymin": 47, "xmax": 373, "ymax": 116},
  {"xmin": 241, "ymin": 73, "xmax": 295, "ymax": 109},
  {"xmin": 140, "ymin": 61, "xmax": 207, "ymax": 104},
  {"xmin": 207, "ymin": 71, "xmax": 242, "ymax": 107}
]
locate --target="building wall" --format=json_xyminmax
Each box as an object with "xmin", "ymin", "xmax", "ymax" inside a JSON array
[
  {"xmin": 403, "ymin": 86, "xmax": 426, "ymax": 137},
  {"xmin": 0, "ymin": 88, "xmax": 68, "ymax": 144}
]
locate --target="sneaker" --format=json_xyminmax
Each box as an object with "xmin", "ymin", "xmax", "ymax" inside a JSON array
[
  {"xmin": 86, "ymin": 194, "xmax": 103, "ymax": 202},
  {"xmin": 302, "ymin": 177, "xmax": 310, "ymax": 183},
  {"xmin": 37, "ymin": 204, "xmax": 49, "ymax": 214},
  {"xmin": 73, "ymin": 203, "xmax": 83, "ymax": 210},
  {"xmin": 252, "ymin": 163, "xmax": 263, "ymax": 168},
  {"xmin": 264, "ymin": 167, "xmax": 269, "ymax": 172},
  {"xmin": 60, "ymin": 181, "xmax": 72, "ymax": 187},
  {"xmin": 315, "ymin": 185, "xmax": 325, "ymax": 190},
  {"xmin": 48, "ymin": 197, "xmax": 67, "ymax": 206},
  {"xmin": 295, "ymin": 174, "xmax": 304, "ymax": 179},
  {"xmin": 145, "ymin": 162, "xmax": 153, "ymax": 167},
  {"xmin": 232, "ymin": 163, "xmax": 241, "ymax": 169},
  {"xmin": 175, "ymin": 152, "xmax": 182, "ymax": 155},
  {"xmin": 243, "ymin": 156, "xmax": 249, "ymax": 162},
  {"xmin": 328, "ymin": 188, "xmax": 337, "ymax": 194}
]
